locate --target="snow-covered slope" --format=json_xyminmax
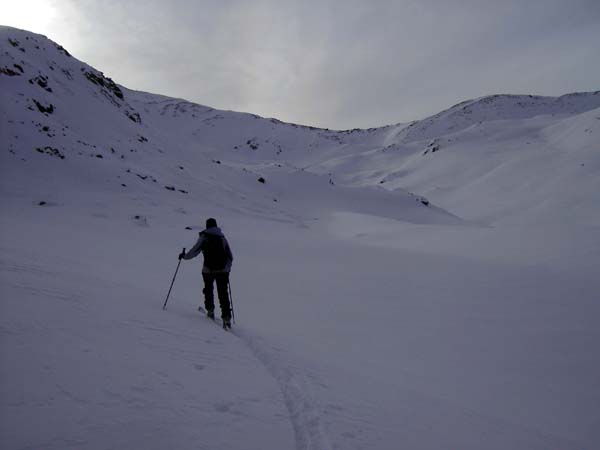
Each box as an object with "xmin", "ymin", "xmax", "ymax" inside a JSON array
[
  {"xmin": 2, "ymin": 26, "xmax": 599, "ymax": 450},
  {"xmin": 3, "ymin": 24, "xmax": 598, "ymax": 226},
  {"xmin": 306, "ymin": 93, "xmax": 600, "ymax": 225},
  {"xmin": 0, "ymin": 26, "xmax": 455, "ymax": 227}
]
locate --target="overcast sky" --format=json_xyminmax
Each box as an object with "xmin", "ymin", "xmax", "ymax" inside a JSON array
[{"xmin": 4, "ymin": 0, "xmax": 600, "ymax": 129}]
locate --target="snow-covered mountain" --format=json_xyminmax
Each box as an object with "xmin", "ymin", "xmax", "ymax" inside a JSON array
[
  {"xmin": 2, "ymin": 26, "xmax": 599, "ymax": 450},
  {"xmin": 3, "ymin": 26, "xmax": 599, "ymax": 227}
]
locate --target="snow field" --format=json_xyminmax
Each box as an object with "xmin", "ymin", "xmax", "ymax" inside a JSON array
[{"xmin": 2, "ymin": 25, "xmax": 600, "ymax": 449}]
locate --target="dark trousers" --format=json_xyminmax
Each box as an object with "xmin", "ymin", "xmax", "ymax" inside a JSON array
[{"xmin": 202, "ymin": 272, "xmax": 231, "ymax": 319}]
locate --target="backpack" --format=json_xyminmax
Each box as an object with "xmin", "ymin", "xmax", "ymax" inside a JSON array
[{"xmin": 201, "ymin": 233, "xmax": 227, "ymax": 270}]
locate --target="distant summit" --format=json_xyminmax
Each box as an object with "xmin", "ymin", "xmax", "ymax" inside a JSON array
[{"xmin": 390, "ymin": 92, "xmax": 600, "ymax": 144}]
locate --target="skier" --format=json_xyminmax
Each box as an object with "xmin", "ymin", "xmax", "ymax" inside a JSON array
[{"xmin": 179, "ymin": 218, "xmax": 234, "ymax": 328}]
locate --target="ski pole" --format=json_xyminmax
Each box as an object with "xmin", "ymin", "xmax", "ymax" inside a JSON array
[
  {"xmin": 228, "ymin": 280, "xmax": 235, "ymax": 324},
  {"xmin": 163, "ymin": 247, "xmax": 185, "ymax": 310}
]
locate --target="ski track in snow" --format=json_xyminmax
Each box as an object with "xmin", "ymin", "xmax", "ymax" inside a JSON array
[{"xmin": 232, "ymin": 328, "xmax": 333, "ymax": 450}]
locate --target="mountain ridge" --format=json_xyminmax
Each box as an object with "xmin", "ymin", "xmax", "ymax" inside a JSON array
[{"xmin": 3, "ymin": 25, "xmax": 598, "ymax": 132}]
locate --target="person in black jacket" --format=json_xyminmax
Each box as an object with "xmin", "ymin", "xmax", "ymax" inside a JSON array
[{"xmin": 179, "ymin": 218, "xmax": 234, "ymax": 327}]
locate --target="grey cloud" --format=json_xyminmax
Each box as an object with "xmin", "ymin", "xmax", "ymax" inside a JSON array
[{"xmin": 42, "ymin": 0, "xmax": 600, "ymax": 129}]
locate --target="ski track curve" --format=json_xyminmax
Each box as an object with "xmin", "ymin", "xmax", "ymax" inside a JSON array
[{"xmin": 232, "ymin": 328, "xmax": 333, "ymax": 450}]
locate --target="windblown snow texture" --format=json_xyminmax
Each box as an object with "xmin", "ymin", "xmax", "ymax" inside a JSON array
[{"xmin": 1, "ymin": 26, "xmax": 599, "ymax": 450}]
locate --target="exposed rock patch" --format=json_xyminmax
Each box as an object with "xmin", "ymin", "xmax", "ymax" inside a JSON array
[
  {"xmin": 1, "ymin": 66, "xmax": 21, "ymax": 76},
  {"xmin": 35, "ymin": 146, "xmax": 64, "ymax": 159},
  {"xmin": 84, "ymin": 70, "xmax": 124, "ymax": 100},
  {"xmin": 32, "ymin": 99, "xmax": 54, "ymax": 114},
  {"xmin": 29, "ymin": 75, "xmax": 52, "ymax": 92}
]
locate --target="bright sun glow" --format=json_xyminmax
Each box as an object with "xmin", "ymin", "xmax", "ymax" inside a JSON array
[{"xmin": 1, "ymin": 0, "xmax": 57, "ymax": 34}]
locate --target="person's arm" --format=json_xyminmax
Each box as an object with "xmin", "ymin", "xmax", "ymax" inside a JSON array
[
  {"xmin": 223, "ymin": 237, "xmax": 233, "ymax": 270},
  {"xmin": 182, "ymin": 234, "xmax": 205, "ymax": 260}
]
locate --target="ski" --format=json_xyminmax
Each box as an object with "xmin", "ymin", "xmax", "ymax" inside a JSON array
[{"xmin": 198, "ymin": 306, "xmax": 232, "ymax": 330}]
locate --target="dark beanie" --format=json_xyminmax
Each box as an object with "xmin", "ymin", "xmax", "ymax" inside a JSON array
[{"xmin": 206, "ymin": 218, "xmax": 218, "ymax": 228}]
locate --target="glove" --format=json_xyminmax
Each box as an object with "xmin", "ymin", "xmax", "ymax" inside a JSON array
[{"xmin": 178, "ymin": 252, "xmax": 185, "ymax": 260}]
